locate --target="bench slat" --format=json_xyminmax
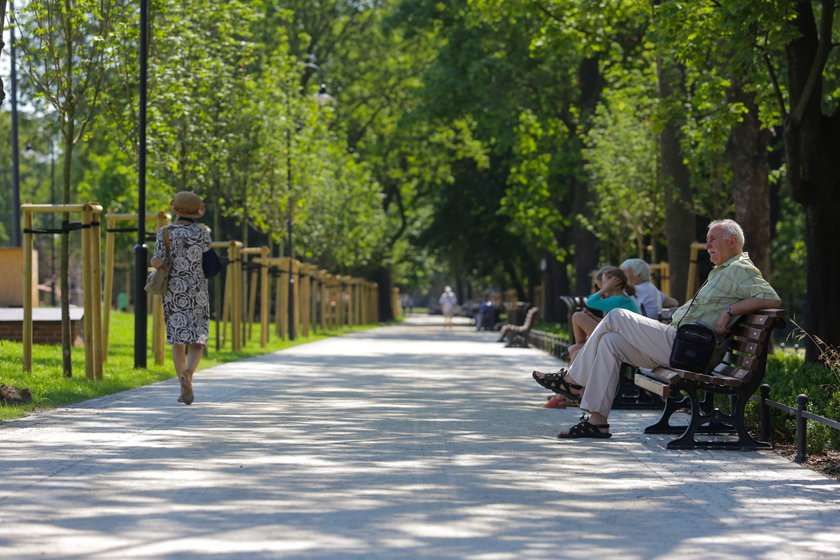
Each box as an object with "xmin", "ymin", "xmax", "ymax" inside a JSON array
[
  {"xmin": 683, "ymin": 368, "xmax": 747, "ymax": 387},
  {"xmin": 634, "ymin": 373, "xmax": 671, "ymax": 398},
  {"xmin": 639, "ymin": 367, "xmax": 686, "ymax": 385}
]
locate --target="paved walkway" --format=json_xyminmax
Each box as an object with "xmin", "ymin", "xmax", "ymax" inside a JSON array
[{"xmin": 1, "ymin": 316, "xmax": 839, "ymax": 559}]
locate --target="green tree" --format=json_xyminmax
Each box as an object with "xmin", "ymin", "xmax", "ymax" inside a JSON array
[
  {"xmin": 16, "ymin": 0, "xmax": 122, "ymax": 376},
  {"xmin": 781, "ymin": 0, "xmax": 840, "ymax": 358},
  {"xmin": 583, "ymin": 66, "xmax": 664, "ymax": 263}
]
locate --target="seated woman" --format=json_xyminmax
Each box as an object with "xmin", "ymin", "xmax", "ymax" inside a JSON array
[
  {"xmin": 541, "ymin": 267, "xmax": 639, "ymax": 408},
  {"xmin": 567, "ymin": 266, "xmax": 639, "ymax": 364}
]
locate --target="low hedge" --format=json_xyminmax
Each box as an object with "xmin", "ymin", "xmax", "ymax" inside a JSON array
[{"xmin": 746, "ymin": 351, "xmax": 840, "ymax": 453}]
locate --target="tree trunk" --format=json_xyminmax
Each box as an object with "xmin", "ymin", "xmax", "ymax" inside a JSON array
[
  {"xmin": 542, "ymin": 253, "xmax": 570, "ymax": 322},
  {"xmin": 657, "ymin": 60, "xmax": 695, "ymax": 302},
  {"xmin": 725, "ymin": 85, "xmax": 772, "ymax": 275},
  {"xmin": 784, "ymin": 0, "xmax": 840, "ymax": 359},
  {"xmin": 572, "ymin": 56, "xmax": 602, "ymax": 294},
  {"xmin": 374, "ymin": 265, "xmax": 394, "ymax": 322},
  {"xmin": 60, "ymin": 127, "xmax": 74, "ymax": 377}
]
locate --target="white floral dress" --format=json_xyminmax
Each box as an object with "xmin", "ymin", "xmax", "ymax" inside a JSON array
[{"xmin": 152, "ymin": 223, "xmax": 212, "ymax": 345}]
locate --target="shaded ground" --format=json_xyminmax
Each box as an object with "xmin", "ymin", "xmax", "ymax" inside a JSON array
[
  {"xmin": 1, "ymin": 316, "xmax": 838, "ymax": 559},
  {"xmin": 773, "ymin": 443, "xmax": 840, "ymax": 480}
]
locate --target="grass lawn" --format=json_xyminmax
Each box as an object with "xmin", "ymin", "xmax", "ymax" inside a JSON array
[{"xmin": 0, "ymin": 310, "xmax": 377, "ymax": 422}]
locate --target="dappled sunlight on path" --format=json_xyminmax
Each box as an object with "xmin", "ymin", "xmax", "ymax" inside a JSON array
[{"xmin": 0, "ymin": 319, "xmax": 838, "ymax": 559}]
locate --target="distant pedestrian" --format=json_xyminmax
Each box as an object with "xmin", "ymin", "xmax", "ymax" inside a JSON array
[
  {"xmin": 439, "ymin": 286, "xmax": 458, "ymax": 328},
  {"xmin": 150, "ymin": 191, "xmax": 213, "ymax": 405}
]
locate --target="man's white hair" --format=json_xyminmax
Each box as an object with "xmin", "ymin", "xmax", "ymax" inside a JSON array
[{"xmin": 709, "ymin": 219, "xmax": 745, "ymax": 249}]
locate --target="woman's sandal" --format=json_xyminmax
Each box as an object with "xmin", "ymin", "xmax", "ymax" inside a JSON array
[
  {"xmin": 543, "ymin": 395, "xmax": 578, "ymax": 408},
  {"xmin": 178, "ymin": 371, "xmax": 194, "ymax": 405},
  {"xmin": 532, "ymin": 369, "xmax": 583, "ymax": 400},
  {"xmin": 558, "ymin": 415, "xmax": 611, "ymax": 439}
]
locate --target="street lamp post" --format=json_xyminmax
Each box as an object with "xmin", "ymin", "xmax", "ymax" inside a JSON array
[
  {"xmin": 134, "ymin": 0, "xmax": 149, "ymax": 368},
  {"xmin": 49, "ymin": 136, "xmax": 56, "ymax": 306},
  {"xmin": 285, "ymin": 97, "xmax": 295, "ymax": 341},
  {"xmin": 10, "ymin": 0, "xmax": 22, "ymax": 247},
  {"xmin": 285, "ymin": 62, "xmax": 333, "ymax": 342}
]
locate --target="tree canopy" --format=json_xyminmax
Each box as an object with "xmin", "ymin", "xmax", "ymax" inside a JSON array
[{"xmin": 2, "ymin": 0, "xmax": 837, "ymax": 355}]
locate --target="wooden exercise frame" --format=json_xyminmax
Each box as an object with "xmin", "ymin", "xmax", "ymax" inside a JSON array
[
  {"xmin": 685, "ymin": 241, "xmax": 708, "ymax": 302},
  {"xmin": 241, "ymin": 246, "xmax": 270, "ymax": 347},
  {"xmin": 21, "ymin": 203, "xmax": 103, "ymax": 379},
  {"xmin": 245, "ymin": 249, "xmax": 383, "ymax": 344},
  {"xmin": 649, "ymin": 262, "xmax": 672, "ymax": 297},
  {"xmin": 103, "ymin": 211, "xmax": 171, "ymax": 365},
  {"xmin": 214, "ymin": 240, "xmax": 244, "ymax": 352}
]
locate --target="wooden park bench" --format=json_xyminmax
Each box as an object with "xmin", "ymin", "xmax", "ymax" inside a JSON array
[
  {"xmin": 634, "ymin": 309, "xmax": 786, "ymax": 450},
  {"xmin": 500, "ymin": 306, "xmax": 539, "ymax": 348},
  {"xmin": 559, "ymin": 295, "xmax": 589, "ymax": 324}
]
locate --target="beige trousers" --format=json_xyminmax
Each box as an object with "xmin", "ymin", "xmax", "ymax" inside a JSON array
[{"xmin": 568, "ymin": 308, "xmax": 676, "ymax": 417}]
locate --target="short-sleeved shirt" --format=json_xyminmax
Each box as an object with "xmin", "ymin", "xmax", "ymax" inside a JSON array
[
  {"xmin": 670, "ymin": 252, "xmax": 778, "ymax": 329},
  {"xmin": 586, "ymin": 293, "xmax": 639, "ymax": 314},
  {"xmin": 632, "ymin": 281, "xmax": 662, "ymax": 319}
]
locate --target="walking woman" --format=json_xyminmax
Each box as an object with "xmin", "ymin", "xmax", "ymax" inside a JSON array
[{"xmin": 150, "ymin": 191, "xmax": 213, "ymax": 405}]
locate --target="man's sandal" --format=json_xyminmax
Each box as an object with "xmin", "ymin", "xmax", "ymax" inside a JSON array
[
  {"xmin": 558, "ymin": 415, "xmax": 611, "ymax": 439},
  {"xmin": 532, "ymin": 369, "xmax": 583, "ymax": 400},
  {"xmin": 543, "ymin": 395, "xmax": 579, "ymax": 408}
]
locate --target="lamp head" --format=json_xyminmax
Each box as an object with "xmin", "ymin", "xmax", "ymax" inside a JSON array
[{"xmin": 313, "ymin": 84, "xmax": 334, "ymax": 105}]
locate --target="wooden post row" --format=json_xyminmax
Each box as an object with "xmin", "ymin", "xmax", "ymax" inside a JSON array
[{"xmin": 21, "ymin": 203, "xmax": 103, "ymax": 379}]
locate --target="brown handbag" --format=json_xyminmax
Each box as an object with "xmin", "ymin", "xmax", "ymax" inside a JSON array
[{"xmin": 144, "ymin": 227, "xmax": 171, "ymax": 294}]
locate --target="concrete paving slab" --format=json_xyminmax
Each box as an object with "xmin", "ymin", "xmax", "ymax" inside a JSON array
[{"xmin": 1, "ymin": 315, "xmax": 838, "ymax": 559}]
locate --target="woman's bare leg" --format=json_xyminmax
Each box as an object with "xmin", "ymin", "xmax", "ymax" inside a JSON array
[
  {"xmin": 171, "ymin": 343, "xmax": 187, "ymax": 376},
  {"xmin": 572, "ymin": 312, "xmax": 600, "ymax": 343},
  {"xmin": 185, "ymin": 343, "xmax": 204, "ymax": 378}
]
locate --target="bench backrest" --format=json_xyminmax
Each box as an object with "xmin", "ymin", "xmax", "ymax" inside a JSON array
[
  {"xmin": 685, "ymin": 309, "xmax": 786, "ymax": 388},
  {"xmin": 523, "ymin": 306, "xmax": 539, "ymax": 329},
  {"xmin": 559, "ymin": 296, "xmax": 588, "ymax": 323}
]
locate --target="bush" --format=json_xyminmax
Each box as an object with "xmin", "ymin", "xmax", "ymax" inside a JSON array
[{"xmin": 750, "ymin": 351, "xmax": 840, "ymax": 452}]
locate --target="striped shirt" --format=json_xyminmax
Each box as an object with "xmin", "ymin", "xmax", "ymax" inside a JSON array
[{"xmin": 671, "ymin": 252, "xmax": 778, "ymax": 329}]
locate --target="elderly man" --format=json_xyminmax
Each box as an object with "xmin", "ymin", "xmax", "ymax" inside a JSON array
[{"xmin": 534, "ymin": 219, "xmax": 781, "ymax": 438}]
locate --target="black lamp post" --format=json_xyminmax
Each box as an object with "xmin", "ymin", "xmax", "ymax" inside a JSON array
[
  {"xmin": 10, "ymin": 0, "xmax": 22, "ymax": 248},
  {"xmin": 134, "ymin": 0, "xmax": 149, "ymax": 368},
  {"xmin": 285, "ymin": 93, "xmax": 295, "ymax": 341},
  {"xmin": 285, "ymin": 62, "xmax": 332, "ymax": 341}
]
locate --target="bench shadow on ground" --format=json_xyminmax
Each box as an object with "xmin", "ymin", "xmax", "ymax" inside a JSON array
[{"xmin": 0, "ymin": 324, "xmax": 838, "ymax": 559}]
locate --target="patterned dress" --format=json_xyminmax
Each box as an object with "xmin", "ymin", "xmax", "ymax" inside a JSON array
[{"xmin": 152, "ymin": 223, "xmax": 212, "ymax": 345}]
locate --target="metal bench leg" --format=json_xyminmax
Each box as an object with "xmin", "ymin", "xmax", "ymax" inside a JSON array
[
  {"xmin": 667, "ymin": 390, "xmax": 771, "ymax": 450},
  {"xmin": 644, "ymin": 394, "xmax": 691, "ymax": 434}
]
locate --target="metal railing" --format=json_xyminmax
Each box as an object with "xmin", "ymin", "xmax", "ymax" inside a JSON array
[
  {"xmin": 753, "ymin": 384, "xmax": 840, "ymax": 463},
  {"xmin": 526, "ymin": 330, "xmax": 571, "ymax": 360}
]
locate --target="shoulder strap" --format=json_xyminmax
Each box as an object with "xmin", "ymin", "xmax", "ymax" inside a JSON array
[
  {"xmin": 162, "ymin": 227, "xmax": 171, "ymax": 259},
  {"xmin": 676, "ymin": 277, "xmax": 709, "ymax": 327}
]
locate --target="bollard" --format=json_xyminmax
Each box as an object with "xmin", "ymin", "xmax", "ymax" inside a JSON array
[
  {"xmin": 759, "ymin": 384, "xmax": 771, "ymax": 442},
  {"xmin": 794, "ymin": 394, "xmax": 809, "ymax": 463}
]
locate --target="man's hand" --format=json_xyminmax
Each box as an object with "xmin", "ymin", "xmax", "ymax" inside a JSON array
[
  {"xmin": 715, "ymin": 311, "xmax": 731, "ymax": 337},
  {"xmin": 715, "ymin": 297, "xmax": 783, "ymax": 336}
]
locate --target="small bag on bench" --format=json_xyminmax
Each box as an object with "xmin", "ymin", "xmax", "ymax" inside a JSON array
[{"xmin": 669, "ymin": 322, "xmax": 716, "ymax": 373}]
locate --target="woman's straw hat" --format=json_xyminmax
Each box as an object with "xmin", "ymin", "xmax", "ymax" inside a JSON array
[{"xmin": 170, "ymin": 191, "xmax": 205, "ymax": 219}]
